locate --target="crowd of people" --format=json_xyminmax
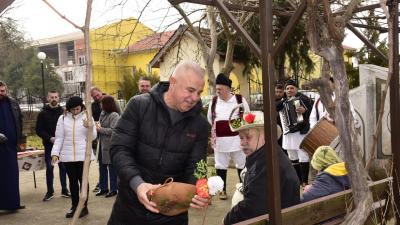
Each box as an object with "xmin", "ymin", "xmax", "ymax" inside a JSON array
[{"xmin": 0, "ymin": 61, "xmax": 352, "ymax": 224}]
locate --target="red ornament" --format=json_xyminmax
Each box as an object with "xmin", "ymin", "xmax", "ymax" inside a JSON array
[{"xmin": 244, "ymin": 113, "xmax": 256, "ymax": 123}]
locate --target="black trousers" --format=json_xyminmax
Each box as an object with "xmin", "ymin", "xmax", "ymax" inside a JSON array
[{"xmin": 64, "ymin": 161, "xmax": 88, "ymax": 207}]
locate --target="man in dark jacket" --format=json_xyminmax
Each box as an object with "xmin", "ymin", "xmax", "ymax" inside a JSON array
[
  {"xmin": 91, "ymin": 87, "xmax": 121, "ymax": 194},
  {"xmin": 36, "ymin": 90, "xmax": 69, "ymax": 201},
  {"xmin": 108, "ymin": 61, "xmax": 210, "ymax": 225},
  {"xmin": 224, "ymin": 111, "xmax": 300, "ymax": 224},
  {"xmin": 0, "ymin": 81, "xmax": 25, "ymax": 210}
]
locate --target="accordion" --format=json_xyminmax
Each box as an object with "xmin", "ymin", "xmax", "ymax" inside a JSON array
[{"xmin": 279, "ymin": 97, "xmax": 307, "ymax": 134}]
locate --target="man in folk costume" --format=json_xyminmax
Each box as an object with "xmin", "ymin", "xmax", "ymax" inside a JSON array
[
  {"xmin": 309, "ymin": 77, "xmax": 357, "ymax": 129},
  {"xmin": 207, "ymin": 73, "xmax": 250, "ymax": 200},
  {"xmin": 277, "ymin": 79, "xmax": 313, "ymax": 186}
]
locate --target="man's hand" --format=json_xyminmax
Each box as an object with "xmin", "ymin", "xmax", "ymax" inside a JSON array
[
  {"xmin": 296, "ymin": 106, "xmax": 306, "ymax": 114},
  {"xmin": 50, "ymin": 137, "xmax": 55, "ymax": 143},
  {"xmin": 0, "ymin": 133, "xmax": 7, "ymax": 144},
  {"xmin": 136, "ymin": 183, "xmax": 161, "ymax": 213},
  {"xmin": 190, "ymin": 195, "xmax": 209, "ymax": 209}
]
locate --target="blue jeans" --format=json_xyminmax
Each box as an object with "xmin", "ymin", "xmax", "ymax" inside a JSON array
[
  {"xmin": 44, "ymin": 143, "xmax": 67, "ymax": 193},
  {"xmin": 108, "ymin": 164, "xmax": 118, "ymax": 192},
  {"xmin": 98, "ymin": 149, "xmax": 109, "ymax": 191},
  {"xmin": 98, "ymin": 149, "xmax": 118, "ymax": 192}
]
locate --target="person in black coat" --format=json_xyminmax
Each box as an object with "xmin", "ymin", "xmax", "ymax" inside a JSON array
[
  {"xmin": 0, "ymin": 81, "xmax": 25, "ymax": 211},
  {"xmin": 36, "ymin": 90, "xmax": 69, "ymax": 201},
  {"xmin": 224, "ymin": 110, "xmax": 300, "ymax": 225},
  {"xmin": 108, "ymin": 61, "xmax": 210, "ymax": 225}
]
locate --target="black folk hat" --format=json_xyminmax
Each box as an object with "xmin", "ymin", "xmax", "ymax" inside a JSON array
[{"xmin": 216, "ymin": 73, "xmax": 232, "ymax": 88}]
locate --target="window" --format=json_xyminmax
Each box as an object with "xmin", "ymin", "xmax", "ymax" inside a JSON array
[
  {"xmin": 64, "ymin": 71, "xmax": 73, "ymax": 81},
  {"xmin": 78, "ymin": 56, "xmax": 86, "ymax": 65}
]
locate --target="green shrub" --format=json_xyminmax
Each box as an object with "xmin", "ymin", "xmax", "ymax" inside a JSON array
[{"xmin": 27, "ymin": 135, "xmax": 44, "ymax": 150}]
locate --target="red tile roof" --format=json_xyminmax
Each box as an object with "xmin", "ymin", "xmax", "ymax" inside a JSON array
[{"xmin": 126, "ymin": 30, "xmax": 176, "ymax": 53}]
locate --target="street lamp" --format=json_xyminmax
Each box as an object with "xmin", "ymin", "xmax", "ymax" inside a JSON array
[{"xmin": 37, "ymin": 52, "xmax": 46, "ymax": 107}]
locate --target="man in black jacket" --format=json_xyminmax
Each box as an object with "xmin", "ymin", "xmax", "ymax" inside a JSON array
[
  {"xmin": 36, "ymin": 90, "xmax": 69, "ymax": 201},
  {"xmin": 224, "ymin": 111, "xmax": 300, "ymax": 224},
  {"xmin": 108, "ymin": 61, "xmax": 209, "ymax": 225}
]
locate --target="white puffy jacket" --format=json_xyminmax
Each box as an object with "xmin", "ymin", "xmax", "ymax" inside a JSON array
[{"xmin": 51, "ymin": 111, "xmax": 97, "ymax": 162}]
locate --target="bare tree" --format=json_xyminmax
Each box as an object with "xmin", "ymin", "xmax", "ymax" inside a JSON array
[
  {"xmin": 171, "ymin": 2, "xmax": 254, "ymax": 95},
  {"xmin": 305, "ymin": 0, "xmax": 373, "ymax": 224},
  {"xmin": 42, "ymin": 0, "xmax": 94, "ymax": 224}
]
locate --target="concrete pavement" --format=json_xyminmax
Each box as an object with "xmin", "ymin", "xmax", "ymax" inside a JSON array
[{"xmin": 0, "ymin": 161, "xmax": 239, "ymax": 225}]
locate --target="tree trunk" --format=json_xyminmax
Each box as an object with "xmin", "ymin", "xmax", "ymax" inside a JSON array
[
  {"xmin": 327, "ymin": 47, "xmax": 373, "ymax": 225},
  {"xmin": 70, "ymin": 0, "xmax": 93, "ymax": 224}
]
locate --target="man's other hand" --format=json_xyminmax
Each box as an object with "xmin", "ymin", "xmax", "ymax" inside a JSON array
[
  {"xmin": 136, "ymin": 183, "xmax": 161, "ymax": 213},
  {"xmin": 190, "ymin": 195, "xmax": 209, "ymax": 209}
]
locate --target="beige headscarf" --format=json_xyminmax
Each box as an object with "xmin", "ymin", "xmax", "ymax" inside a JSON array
[{"xmin": 311, "ymin": 146, "xmax": 343, "ymax": 171}]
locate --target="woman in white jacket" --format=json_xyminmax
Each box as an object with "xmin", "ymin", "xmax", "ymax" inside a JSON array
[{"xmin": 51, "ymin": 96, "xmax": 96, "ymax": 218}]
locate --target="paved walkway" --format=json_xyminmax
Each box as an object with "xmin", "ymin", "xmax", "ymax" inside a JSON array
[{"xmin": 0, "ymin": 162, "xmax": 239, "ymax": 225}]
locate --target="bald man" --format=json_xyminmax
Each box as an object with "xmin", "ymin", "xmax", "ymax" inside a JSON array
[{"xmin": 108, "ymin": 61, "xmax": 210, "ymax": 225}]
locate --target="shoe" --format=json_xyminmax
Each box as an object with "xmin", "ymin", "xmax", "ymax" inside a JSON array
[
  {"xmin": 65, "ymin": 207, "xmax": 76, "ymax": 218},
  {"xmin": 95, "ymin": 190, "xmax": 108, "ymax": 196},
  {"xmin": 105, "ymin": 191, "xmax": 117, "ymax": 198},
  {"xmin": 17, "ymin": 205, "xmax": 26, "ymax": 210},
  {"xmin": 61, "ymin": 189, "xmax": 71, "ymax": 198},
  {"xmin": 79, "ymin": 207, "xmax": 89, "ymax": 218},
  {"xmin": 219, "ymin": 191, "xmax": 228, "ymax": 200},
  {"xmin": 43, "ymin": 192, "xmax": 54, "ymax": 201},
  {"xmin": 92, "ymin": 183, "xmax": 99, "ymax": 192}
]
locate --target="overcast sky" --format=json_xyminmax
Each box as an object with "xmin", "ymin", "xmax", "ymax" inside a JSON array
[{"xmin": 6, "ymin": 0, "xmax": 363, "ymax": 48}]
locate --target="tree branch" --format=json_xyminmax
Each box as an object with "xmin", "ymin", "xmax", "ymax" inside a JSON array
[{"xmin": 41, "ymin": 0, "xmax": 82, "ymax": 31}]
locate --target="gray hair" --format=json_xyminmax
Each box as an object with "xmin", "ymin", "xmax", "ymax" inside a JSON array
[{"xmin": 172, "ymin": 61, "xmax": 205, "ymax": 78}]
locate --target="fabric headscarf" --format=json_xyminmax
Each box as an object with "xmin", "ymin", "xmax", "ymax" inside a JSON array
[{"xmin": 311, "ymin": 146, "xmax": 343, "ymax": 171}]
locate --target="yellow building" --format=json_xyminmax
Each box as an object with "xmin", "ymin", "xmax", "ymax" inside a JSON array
[{"xmin": 90, "ymin": 18, "xmax": 154, "ymax": 95}]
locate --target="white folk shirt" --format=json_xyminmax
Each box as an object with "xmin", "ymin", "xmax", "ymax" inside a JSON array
[
  {"xmin": 207, "ymin": 94, "xmax": 250, "ymax": 153},
  {"xmin": 309, "ymin": 93, "xmax": 357, "ymax": 129}
]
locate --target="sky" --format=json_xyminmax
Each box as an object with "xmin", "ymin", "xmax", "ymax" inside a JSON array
[
  {"xmin": 6, "ymin": 0, "xmax": 198, "ymax": 40},
  {"xmin": 5, "ymin": 0, "xmax": 363, "ymax": 48}
]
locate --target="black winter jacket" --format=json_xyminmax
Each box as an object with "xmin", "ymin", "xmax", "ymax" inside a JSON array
[
  {"xmin": 277, "ymin": 92, "xmax": 313, "ymax": 134},
  {"xmin": 36, "ymin": 104, "xmax": 64, "ymax": 145},
  {"xmin": 109, "ymin": 82, "xmax": 209, "ymax": 224},
  {"xmin": 224, "ymin": 144, "xmax": 300, "ymax": 225}
]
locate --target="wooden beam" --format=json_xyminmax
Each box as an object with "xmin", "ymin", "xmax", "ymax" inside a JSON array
[
  {"xmin": 346, "ymin": 23, "xmax": 388, "ymax": 62},
  {"xmin": 349, "ymin": 22, "xmax": 389, "ymax": 33},
  {"xmin": 389, "ymin": 0, "xmax": 400, "ymax": 222},
  {"xmin": 234, "ymin": 178, "xmax": 392, "ymax": 225},
  {"xmin": 272, "ymin": 0, "xmax": 307, "ymax": 58},
  {"xmin": 260, "ymin": 0, "xmax": 282, "ymax": 224},
  {"xmin": 0, "ymin": 0, "xmax": 14, "ymax": 13},
  {"xmin": 214, "ymin": 0, "xmax": 261, "ymax": 58}
]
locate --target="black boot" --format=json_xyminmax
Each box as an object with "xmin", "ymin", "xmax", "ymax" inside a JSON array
[
  {"xmin": 291, "ymin": 160, "xmax": 302, "ymax": 184},
  {"xmin": 300, "ymin": 162, "xmax": 310, "ymax": 185},
  {"xmin": 216, "ymin": 169, "xmax": 227, "ymax": 191},
  {"xmin": 216, "ymin": 169, "xmax": 228, "ymax": 200},
  {"xmin": 237, "ymin": 169, "xmax": 243, "ymax": 183}
]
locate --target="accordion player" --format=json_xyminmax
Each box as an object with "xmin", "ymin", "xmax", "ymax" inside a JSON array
[{"xmin": 279, "ymin": 97, "xmax": 308, "ymax": 134}]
